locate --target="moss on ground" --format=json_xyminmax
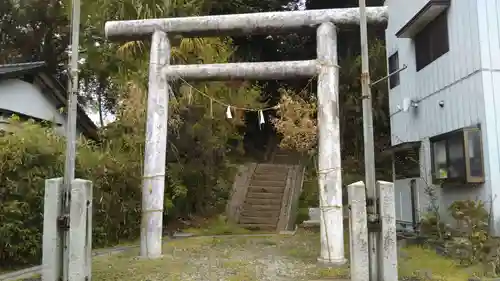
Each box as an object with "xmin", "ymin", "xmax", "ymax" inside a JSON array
[{"xmin": 399, "ymin": 246, "xmax": 483, "ymax": 281}]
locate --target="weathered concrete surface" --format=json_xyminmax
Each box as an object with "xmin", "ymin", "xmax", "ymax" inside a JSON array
[
  {"xmin": 68, "ymin": 179, "xmax": 93, "ymax": 281},
  {"xmin": 105, "ymin": 7, "xmax": 388, "ymax": 40},
  {"xmin": 238, "ymin": 164, "xmax": 288, "ymax": 231},
  {"xmin": 163, "ymin": 60, "xmax": 318, "ymax": 81},
  {"xmin": 226, "ymin": 163, "xmax": 257, "ymax": 224},
  {"xmin": 378, "ymin": 181, "xmax": 398, "ymax": 281},
  {"xmin": 277, "ymin": 164, "xmax": 306, "ymax": 231},
  {"xmin": 140, "ymin": 30, "xmax": 170, "ymax": 259},
  {"xmin": 42, "ymin": 178, "xmax": 63, "ymax": 281},
  {"xmin": 316, "ymin": 22, "xmax": 345, "ymax": 266},
  {"xmin": 348, "ymin": 181, "xmax": 369, "ymax": 281}
]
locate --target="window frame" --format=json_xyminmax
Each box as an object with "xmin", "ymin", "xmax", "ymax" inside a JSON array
[
  {"xmin": 414, "ymin": 11, "xmax": 450, "ymax": 71},
  {"xmin": 430, "ymin": 126, "xmax": 484, "ymax": 185},
  {"xmin": 393, "ymin": 145, "xmax": 420, "ymax": 180},
  {"xmin": 388, "ymin": 52, "xmax": 400, "ymax": 89}
]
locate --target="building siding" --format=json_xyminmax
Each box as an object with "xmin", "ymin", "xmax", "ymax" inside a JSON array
[
  {"xmin": 386, "ymin": 0, "xmax": 483, "ymax": 145},
  {"xmin": 0, "ymin": 79, "xmax": 81, "ymax": 136},
  {"xmin": 476, "ymin": 0, "xmax": 500, "ymax": 234},
  {"xmin": 385, "ymin": 0, "xmax": 499, "ymax": 230}
]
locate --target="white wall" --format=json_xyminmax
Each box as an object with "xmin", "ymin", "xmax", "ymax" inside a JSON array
[
  {"xmin": 476, "ymin": 0, "xmax": 500, "ymax": 234},
  {"xmin": 0, "ymin": 79, "xmax": 77, "ymax": 136}
]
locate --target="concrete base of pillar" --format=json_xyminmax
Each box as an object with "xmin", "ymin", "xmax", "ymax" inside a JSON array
[{"xmin": 316, "ymin": 256, "xmax": 347, "ymax": 267}]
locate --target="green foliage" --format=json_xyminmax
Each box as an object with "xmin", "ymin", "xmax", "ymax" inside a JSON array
[
  {"xmin": 448, "ymin": 200, "xmax": 489, "ymax": 232},
  {"xmin": 420, "ymin": 199, "xmax": 500, "ymax": 277},
  {"xmin": 295, "ymin": 208, "xmax": 310, "ymax": 225},
  {"xmin": 399, "ymin": 246, "xmax": 481, "ymax": 281},
  {"xmin": 419, "ymin": 212, "xmax": 447, "ymax": 239},
  {"xmin": 0, "ymin": 119, "xmax": 141, "ymax": 267},
  {"xmin": 446, "ymin": 200, "xmax": 491, "ymax": 267},
  {"xmin": 0, "ymin": 34, "xmax": 263, "ymax": 268}
]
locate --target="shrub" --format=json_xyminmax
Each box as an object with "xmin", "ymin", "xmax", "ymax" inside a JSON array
[{"xmin": 0, "ymin": 119, "xmax": 143, "ymax": 268}]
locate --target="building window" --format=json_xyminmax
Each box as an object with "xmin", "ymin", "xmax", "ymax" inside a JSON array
[
  {"xmin": 430, "ymin": 127, "xmax": 484, "ymax": 184},
  {"xmin": 388, "ymin": 52, "xmax": 400, "ymax": 89},
  {"xmin": 414, "ymin": 11, "xmax": 449, "ymax": 71},
  {"xmin": 394, "ymin": 146, "xmax": 420, "ymax": 179}
]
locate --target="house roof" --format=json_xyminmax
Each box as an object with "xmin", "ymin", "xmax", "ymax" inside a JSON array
[
  {"xmin": 0, "ymin": 61, "xmax": 46, "ymax": 76},
  {"xmin": 0, "ymin": 61, "xmax": 98, "ymax": 140},
  {"xmin": 382, "ymin": 141, "xmax": 421, "ymax": 155},
  {"xmin": 395, "ymin": 0, "xmax": 451, "ymax": 38}
]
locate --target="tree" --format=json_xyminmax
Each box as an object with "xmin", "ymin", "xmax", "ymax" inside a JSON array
[
  {"xmin": 273, "ymin": 39, "xmax": 391, "ymax": 181},
  {"xmin": 0, "ymin": 0, "xmax": 70, "ymax": 73}
]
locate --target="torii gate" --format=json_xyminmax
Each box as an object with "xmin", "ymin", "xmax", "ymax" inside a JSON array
[{"xmin": 104, "ymin": 6, "xmax": 387, "ymax": 267}]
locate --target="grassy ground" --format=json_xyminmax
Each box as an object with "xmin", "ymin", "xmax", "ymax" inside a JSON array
[
  {"xmin": 399, "ymin": 246, "xmax": 482, "ymax": 281},
  {"xmin": 92, "ymin": 227, "xmax": 482, "ymax": 281},
  {"xmin": 93, "ymin": 230, "xmax": 347, "ymax": 281},
  {"xmin": 182, "ymin": 215, "xmax": 254, "ymax": 236}
]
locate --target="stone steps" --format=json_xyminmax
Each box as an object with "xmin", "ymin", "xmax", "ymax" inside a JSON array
[
  {"xmin": 242, "ymin": 203, "xmax": 282, "ymax": 211},
  {"xmin": 250, "ymin": 179, "xmax": 286, "ymax": 188},
  {"xmin": 245, "ymin": 198, "xmax": 282, "ymax": 205},
  {"xmin": 246, "ymin": 192, "xmax": 283, "ymax": 199},
  {"xmin": 248, "ymin": 185, "xmax": 285, "ymax": 193},
  {"xmin": 238, "ymin": 163, "xmax": 288, "ymax": 231},
  {"xmin": 252, "ymin": 173, "xmax": 288, "ymax": 181},
  {"xmin": 237, "ymin": 223, "xmax": 277, "ymax": 230},
  {"xmin": 239, "ymin": 216, "xmax": 279, "ymax": 224},
  {"xmin": 240, "ymin": 210, "xmax": 281, "ymax": 217}
]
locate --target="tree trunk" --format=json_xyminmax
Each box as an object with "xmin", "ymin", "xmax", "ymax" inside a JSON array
[{"xmin": 97, "ymin": 76, "xmax": 106, "ymax": 127}]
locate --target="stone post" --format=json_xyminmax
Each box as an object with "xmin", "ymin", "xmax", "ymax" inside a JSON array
[
  {"xmin": 348, "ymin": 181, "xmax": 369, "ymax": 281},
  {"xmin": 42, "ymin": 178, "xmax": 64, "ymax": 281},
  {"xmin": 42, "ymin": 178, "xmax": 93, "ymax": 281},
  {"xmin": 378, "ymin": 180, "xmax": 398, "ymax": 281},
  {"xmin": 68, "ymin": 179, "xmax": 93, "ymax": 281}
]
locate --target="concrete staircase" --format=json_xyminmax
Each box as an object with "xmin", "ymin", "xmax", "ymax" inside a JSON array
[
  {"xmin": 238, "ymin": 164, "xmax": 289, "ymax": 230},
  {"xmin": 271, "ymin": 147, "xmax": 301, "ymax": 165},
  {"xmin": 227, "ymin": 142, "xmax": 305, "ymax": 232}
]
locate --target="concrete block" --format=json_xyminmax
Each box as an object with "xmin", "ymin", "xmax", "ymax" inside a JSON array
[
  {"xmin": 348, "ymin": 181, "xmax": 369, "ymax": 281},
  {"xmin": 68, "ymin": 179, "xmax": 92, "ymax": 281},
  {"xmin": 42, "ymin": 178, "xmax": 63, "ymax": 281},
  {"xmin": 378, "ymin": 181, "xmax": 398, "ymax": 281}
]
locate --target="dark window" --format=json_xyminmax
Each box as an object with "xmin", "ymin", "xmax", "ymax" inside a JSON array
[
  {"xmin": 394, "ymin": 146, "xmax": 420, "ymax": 179},
  {"xmin": 415, "ymin": 11, "xmax": 449, "ymax": 71},
  {"xmin": 430, "ymin": 127, "xmax": 484, "ymax": 184},
  {"xmin": 388, "ymin": 52, "xmax": 400, "ymax": 89}
]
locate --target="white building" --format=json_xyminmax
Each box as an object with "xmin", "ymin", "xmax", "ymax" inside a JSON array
[
  {"xmin": 384, "ymin": 0, "xmax": 500, "ymax": 234},
  {"xmin": 0, "ymin": 62, "xmax": 97, "ymax": 139}
]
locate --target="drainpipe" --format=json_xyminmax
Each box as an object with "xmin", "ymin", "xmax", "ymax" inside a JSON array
[{"xmin": 409, "ymin": 179, "xmax": 418, "ymax": 232}]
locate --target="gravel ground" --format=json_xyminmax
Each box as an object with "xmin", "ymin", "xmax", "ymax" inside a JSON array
[
  {"xmin": 92, "ymin": 230, "xmax": 349, "ymax": 281},
  {"xmin": 10, "ymin": 229, "xmax": 480, "ymax": 281}
]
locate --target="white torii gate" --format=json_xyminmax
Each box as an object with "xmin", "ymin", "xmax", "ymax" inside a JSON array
[{"xmin": 104, "ymin": 7, "xmax": 388, "ymax": 266}]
